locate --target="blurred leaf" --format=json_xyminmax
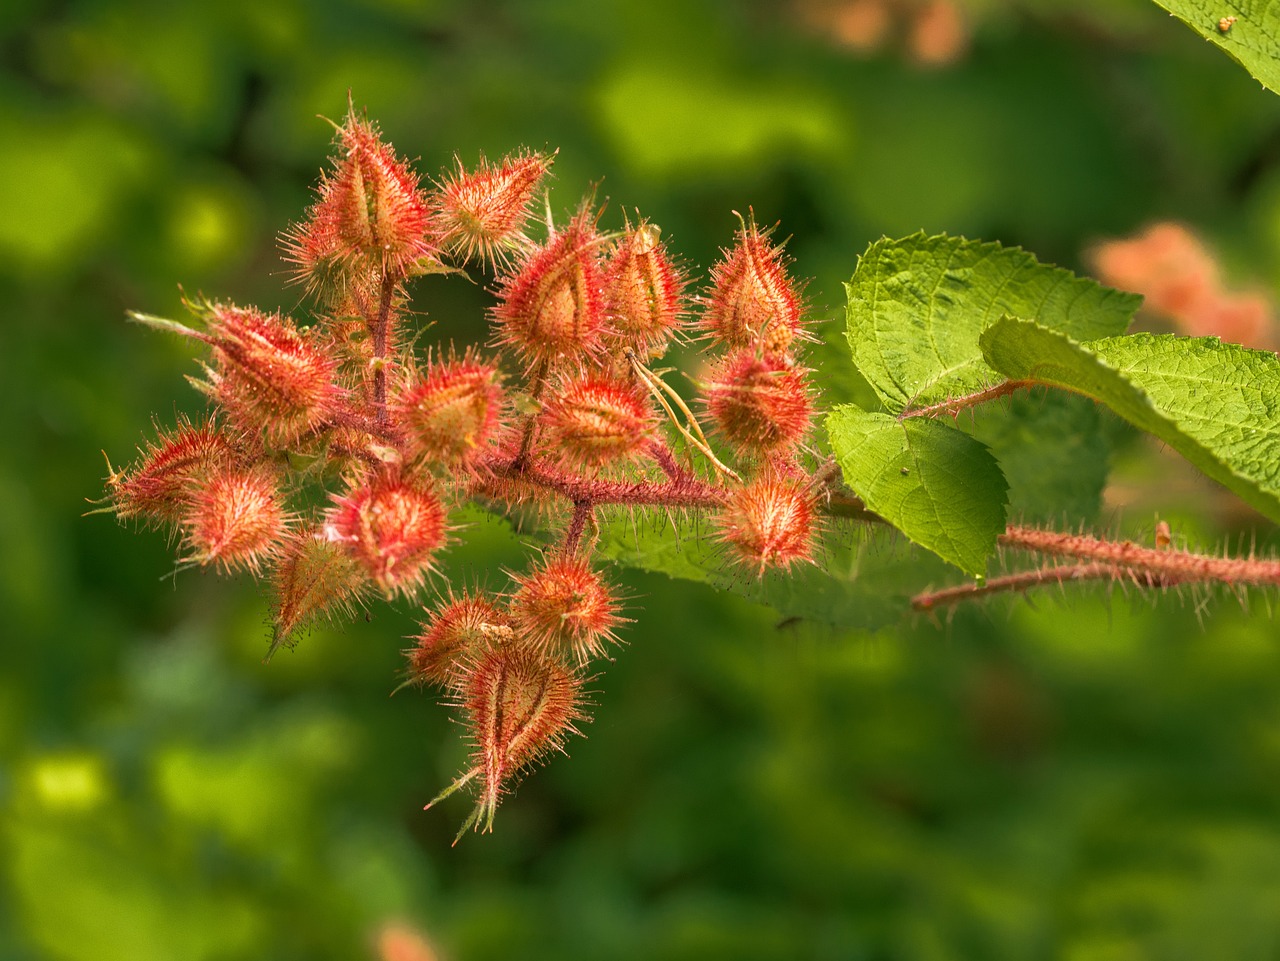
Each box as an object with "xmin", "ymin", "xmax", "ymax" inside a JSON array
[
  {"xmin": 152, "ymin": 709, "xmax": 357, "ymax": 854},
  {"xmin": 7, "ymin": 813, "xmax": 263, "ymax": 961},
  {"xmin": 594, "ymin": 61, "xmax": 846, "ymax": 180},
  {"xmin": 0, "ymin": 108, "xmax": 151, "ymax": 274}
]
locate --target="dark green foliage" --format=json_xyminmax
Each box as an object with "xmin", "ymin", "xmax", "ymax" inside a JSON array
[{"xmin": 9, "ymin": 0, "xmax": 1280, "ymax": 959}]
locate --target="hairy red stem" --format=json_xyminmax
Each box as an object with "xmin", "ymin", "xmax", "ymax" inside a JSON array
[
  {"xmin": 371, "ymin": 271, "xmax": 399, "ymax": 427},
  {"xmin": 481, "ymin": 456, "xmax": 731, "ymax": 509},
  {"xmin": 513, "ymin": 357, "xmax": 552, "ymax": 470},
  {"xmin": 911, "ymin": 562, "xmax": 1174, "ymax": 612},
  {"xmin": 900, "ymin": 380, "xmax": 1031, "ymax": 420},
  {"xmin": 645, "ymin": 438, "xmax": 693, "ymax": 483},
  {"xmin": 563, "ymin": 500, "xmax": 594, "ymax": 555},
  {"xmin": 1000, "ymin": 526, "xmax": 1280, "ymax": 586}
]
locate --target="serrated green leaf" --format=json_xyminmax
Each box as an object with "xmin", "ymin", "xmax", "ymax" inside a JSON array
[
  {"xmin": 825, "ymin": 406, "xmax": 1008, "ymax": 574},
  {"xmin": 980, "ymin": 318, "xmax": 1280, "ymax": 523},
  {"xmin": 1152, "ymin": 1, "xmax": 1280, "ymax": 94},
  {"xmin": 594, "ymin": 512, "xmax": 946, "ymax": 631},
  {"xmin": 845, "ymin": 234, "xmax": 1140, "ymax": 412}
]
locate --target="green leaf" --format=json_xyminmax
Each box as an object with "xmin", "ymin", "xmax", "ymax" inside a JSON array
[
  {"xmin": 1151, "ymin": 1, "xmax": 1280, "ymax": 94},
  {"xmin": 980, "ymin": 318, "xmax": 1280, "ymax": 523},
  {"xmin": 972, "ymin": 390, "xmax": 1115, "ymax": 524},
  {"xmin": 594, "ymin": 512, "xmax": 948, "ymax": 631},
  {"xmin": 826, "ymin": 406, "xmax": 1008, "ymax": 575},
  {"xmin": 845, "ymin": 233, "xmax": 1140, "ymax": 412}
]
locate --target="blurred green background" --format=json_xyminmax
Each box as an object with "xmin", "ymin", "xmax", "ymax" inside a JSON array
[{"xmin": 6, "ymin": 0, "xmax": 1280, "ymax": 958}]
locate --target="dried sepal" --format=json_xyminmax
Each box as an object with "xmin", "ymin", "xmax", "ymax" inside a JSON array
[
  {"xmin": 602, "ymin": 219, "xmax": 686, "ymax": 357},
  {"xmin": 392, "ymin": 352, "xmax": 505, "ymax": 468},
  {"xmin": 508, "ymin": 553, "xmax": 623, "ymax": 663},
  {"xmin": 323, "ymin": 473, "xmax": 448, "ymax": 598},
  {"xmin": 270, "ymin": 526, "xmax": 370, "ymax": 648},
  {"xmin": 716, "ymin": 472, "xmax": 818, "ymax": 575},
  {"xmin": 181, "ymin": 464, "xmax": 289, "ymax": 574},
  {"xmin": 702, "ymin": 348, "xmax": 814, "ymax": 455},
  {"xmin": 435, "ymin": 150, "xmax": 553, "ymax": 267},
  {"xmin": 283, "ymin": 105, "xmax": 437, "ymax": 297},
  {"xmin": 430, "ymin": 644, "xmax": 587, "ymax": 839},
  {"xmin": 491, "ymin": 208, "xmax": 606, "ymax": 370},
  {"xmin": 699, "ymin": 216, "xmax": 806, "ymax": 354},
  {"xmin": 196, "ymin": 302, "xmax": 344, "ymax": 447},
  {"xmin": 407, "ymin": 589, "xmax": 514, "ymax": 688},
  {"xmin": 107, "ymin": 417, "xmax": 234, "ymax": 527},
  {"xmin": 538, "ymin": 374, "xmax": 656, "ymax": 472}
]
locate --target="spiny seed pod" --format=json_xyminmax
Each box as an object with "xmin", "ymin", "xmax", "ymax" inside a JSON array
[
  {"xmin": 539, "ymin": 374, "xmax": 655, "ymax": 471},
  {"xmin": 492, "ymin": 209, "xmax": 605, "ymax": 369},
  {"xmin": 716, "ymin": 473, "xmax": 817, "ymax": 575},
  {"xmin": 446, "ymin": 644, "xmax": 586, "ymax": 836},
  {"xmin": 107, "ymin": 418, "xmax": 233, "ymax": 526},
  {"xmin": 270, "ymin": 526, "xmax": 370, "ymax": 647},
  {"xmin": 393, "ymin": 354, "xmax": 504, "ymax": 467},
  {"xmin": 603, "ymin": 219, "xmax": 686, "ymax": 357},
  {"xmin": 408, "ymin": 591, "xmax": 515, "ymax": 689},
  {"xmin": 703, "ymin": 348, "xmax": 814, "ymax": 455},
  {"xmin": 283, "ymin": 106, "xmax": 436, "ymax": 293},
  {"xmin": 323, "ymin": 475, "xmax": 448, "ymax": 598},
  {"xmin": 199, "ymin": 303, "xmax": 343, "ymax": 447},
  {"xmin": 699, "ymin": 218, "xmax": 805, "ymax": 354},
  {"xmin": 435, "ymin": 150, "xmax": 553, "ymax": 267},
  {"xmin": 509, "ymin": 554, "xmax": 622, "ymax": 663},
  {"xmin": 181, "ymin": 464, "xmax": 288, "ymax": 574}
]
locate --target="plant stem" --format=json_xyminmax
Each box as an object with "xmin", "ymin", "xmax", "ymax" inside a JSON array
[
  {"xmin": 513, "ymin": 357, "xmax": 551, "ymax": 470},
  {"xmin": 563, "ymin": 499, "xmax": 594, "ymax": 555},
  {"xmin": 899, "ymin": 380, "xmax": 1031, "ymax": 420},
  {"xmin": 371, "ymin": 270, "xmax": 399, "ymax": 428},
  {"xmin": 645, "ymin": 438, "xmax": 692, "ymax": 483},
  {"xmin": 481, "ymin": 457, "xmax": 731, "ymax": 510},
  {"xmin": 1000, "ymin": 526, "xmax": 1280, "ymax": 586},
  {"xmin": 911, "ymin": 562, "xmax": 1173, "ymax": 612}
]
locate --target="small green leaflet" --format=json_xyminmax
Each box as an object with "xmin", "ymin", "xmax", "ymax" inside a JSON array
[
  {"xmin": 1151, "ymin": 1, "xmax": 1280, "ymax": 94},
  {"xmin": 826, "ymin": 407, "xmax": 1008, "ymax": 575},
  {"xmin": 980, "ymin": 318, "xmax": 1280, "ymax": 523},
  {"xmin": 845, "ymin": 234, "xmax": 1140, "ymax": 412}
]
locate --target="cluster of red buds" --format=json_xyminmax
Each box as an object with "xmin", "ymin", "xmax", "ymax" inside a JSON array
[{"xmin": 102, "ymin": 103, "xmax": 829, "ymax": 839}]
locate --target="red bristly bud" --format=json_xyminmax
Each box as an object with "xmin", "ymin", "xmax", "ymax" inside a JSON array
[
  {"xmin": 181, "ymin": 464, "xmax": 289, "ymax": 574},
  {"xmin": 703, "ymin": 348, "xmax": 814, "ymax": 455},
  {"xmin": 323, "ymin": 475, "xmax": 448, "ymax": 598},
  {"xmin": 284, "ymin": 107, "xmax": 436, "ymax": 291},
  {"xmin": 198, "ymin": 303, "xmax": 343, "ymax": 447},
  {"xmin": 539, "ymin": 374, "xmax": 655, "ymax": 471},
  {"xmin": 271, "ymin": 525, "xmax": 370, "ymax": 647},
  {"xmin": 408, "ymin": 591, "xmax": 515, "ymax": 688},
  {"xmin": 393, "ymin": 354, "xmax": 505, "ymax": 467},
  {"xmin": 435, "ymin": 150, "xmax": 553, "ymax": 267},
  {"xmin": 603, "ymin": 219, "xmax": 686, "ymax": 356},
  {"xmin": 452, "ymin": 644, "xmax": 586, "ymax": 834},
  {"xmin": 508, "ymin": 554, "xmax": 622, "ymax": 663},
  {"xmin": 491, "ymin": 209, "xmax": 606, "ymax": 369},
  {"xmin": 716, "ymin": 473, "xmax": 817, "ymax": 575},
  {"xmin": 699, "ymin": 218, "xmax": 806, "ymax": 354},
  {"xmin": 108, "ymin": 418, "xmax": 233, "ymax": 526}
]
